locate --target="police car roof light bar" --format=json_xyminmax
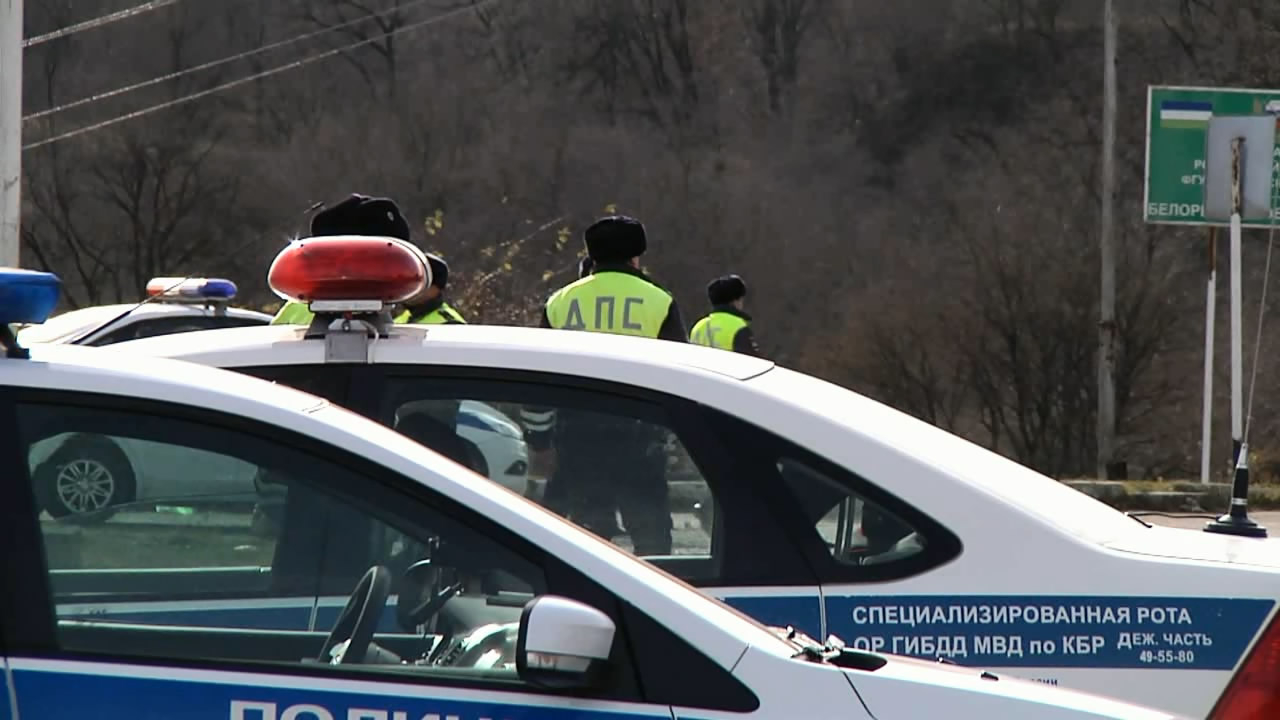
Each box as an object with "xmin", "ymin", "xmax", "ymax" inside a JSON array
[
  {"xmin": 145, "ymin": 276, "xmax": 238, "ymax": 303},
  {"xmin": 269, "ymin": 236, "xmax": 429, "ymax": 352},
  {"xmin": 0, "ymin": 268, "xmax": 63, "ymax": 359},
  {"xmin": 266, "ymin": 235, "xmax": 429, "ymax": 308}
]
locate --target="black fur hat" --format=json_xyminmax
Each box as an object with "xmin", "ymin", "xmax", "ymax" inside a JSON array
[
  {"xmin": 707, "ymin": 274, "xmax": 747, "ymax": 305},
  {"xmin": 311, "ymin": 194, "xmax": 411, "ymax": 242},
  {"xmin": 584, "ymin": 215, "xmax": 646, "ymax": 263}
]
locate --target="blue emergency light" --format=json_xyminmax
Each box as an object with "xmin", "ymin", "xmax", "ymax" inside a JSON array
[
  {"xmin": 0, "ymin": 268, "xmax": 61, "ymax": 325},
  {"xmin": 0, "ymin": 268, "xmax": 61, "ymax": 359}
]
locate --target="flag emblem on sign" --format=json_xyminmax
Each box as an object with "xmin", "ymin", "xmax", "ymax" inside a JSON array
[{"xmin": 1159, "ymin": 100, "xmax": 1212, "ymax": 129}]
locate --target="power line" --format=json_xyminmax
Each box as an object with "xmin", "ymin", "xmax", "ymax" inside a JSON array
[
  {"xmin": 25, "ymin": 0, "xmax": 439, "ymax": 122},
  {"xmin": 24, "ymin": 0, "xmax": 182, "ymax": 48},
  {"xmin": 22, "ymin": 0, "xmax": 496, "ymax": 151}
]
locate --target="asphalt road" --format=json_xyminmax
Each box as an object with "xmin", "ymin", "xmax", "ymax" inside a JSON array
[{"xmin": 1138, "ymin": 509, "xmax": 1280, "ymax": 532}]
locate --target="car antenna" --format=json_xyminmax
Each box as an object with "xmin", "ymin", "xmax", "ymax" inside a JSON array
[
  {"xmin": 1204, "ymin": 442, "xmax": 1268, "ymax": 538},
  {"xmin": 67, "ymin": 276, "xmax": 193, "ymax": 346}
]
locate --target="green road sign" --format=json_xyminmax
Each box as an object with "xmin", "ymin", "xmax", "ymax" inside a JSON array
[{"xmin": 1145, "ymin": 85, "xmax": 1280, "ymax": 227}]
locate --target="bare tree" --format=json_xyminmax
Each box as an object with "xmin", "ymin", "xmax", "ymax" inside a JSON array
[
  {"xmin": 565, "ymin": 0, "xmax": 702, "ymax": 129},
  {"xmin": 742, "ymin": 0, "xmax": 814, "ymax": 113},
  {"xmin": 296, "ymin": 0, "xmax": 415, "ymax": 97}
]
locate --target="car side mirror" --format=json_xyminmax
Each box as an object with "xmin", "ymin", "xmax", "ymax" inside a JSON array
[{"xmin": 516, "ymin": 595, "xmax": 614, "ymax": 689}]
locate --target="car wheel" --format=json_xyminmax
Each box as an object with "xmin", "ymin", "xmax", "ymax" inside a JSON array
[
  {"xmin": 460, "ymin": 439, "xmax": 490, "ymax": 478},
  {"xmin": 35, "ymin": 435, "xmax": 135, "ymax": 522}
]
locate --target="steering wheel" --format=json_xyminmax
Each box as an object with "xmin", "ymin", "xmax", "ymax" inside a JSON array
[{"xmin": 319, "ymin": 565, "xmax": 392, "ymax": 665}]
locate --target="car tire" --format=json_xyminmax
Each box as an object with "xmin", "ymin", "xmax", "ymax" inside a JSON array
[
  {"xmin": 460, "ymin": 439, "xmax": 490, "ymax": 478},
  {"xmin": 34, "ymin": 435, "xmax": 135, "ymax": 522}
]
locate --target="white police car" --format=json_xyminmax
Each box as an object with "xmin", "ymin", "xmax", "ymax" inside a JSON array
[
  {"xmin": 17, "ymin": 277, "xmax": 526, "ymax": 517},
  {"xmin": 0, "ymin": 269, "xmax": 1174, "ymax": 720},
  {"xmin": 104, "ymin": 236, "xmax": 1280, "ymax": 720},
  {"xmin": 15, "ymin": 276, "xmax": 272, "ymax": 346}
]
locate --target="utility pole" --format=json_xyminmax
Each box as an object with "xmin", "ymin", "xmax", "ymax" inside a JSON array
[
  {"xmin": 1097, "ymin": 0, "xmax": 1118, "ymax": 480},
  {"xmin": 0, "ymin": 0, "xmax": 21, "ymax": 268}
]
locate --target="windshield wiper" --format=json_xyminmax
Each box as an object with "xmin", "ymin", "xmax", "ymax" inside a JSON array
[
  {"xmin": 67, "ymin": 276, "xmax": 191, "ymax": 345},
  {"xmin": 785, "ymin": 630, "xmax": 889, "ymax": 672},
  {"xmin": 782, "ymin": 627, "xmax": 845, "ymax": 662}
]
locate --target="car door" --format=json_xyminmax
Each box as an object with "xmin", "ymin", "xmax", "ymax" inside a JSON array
[
  {"xmin": 247, "ymin": 364, "xmax": 827, "ymax": 639},
  {"xmin": 0, "ymin": 387, "xmax": 761, "ymax": 719}
]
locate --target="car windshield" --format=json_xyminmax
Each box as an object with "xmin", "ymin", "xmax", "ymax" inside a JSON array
[{"xmin": 16, "ymin": 305, "xmax": 132, "ymax": 345}]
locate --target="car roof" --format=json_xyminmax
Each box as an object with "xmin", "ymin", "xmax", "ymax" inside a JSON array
[
  {"xmin": 108, "ymin": 322, "xmax": 777, "ymax": 381},
  {"xmin": 17, "ymin": 302, "xmax": 272, "ymax": 345},
  {"xmin": 5, "ymin": 343, "xmax": 793, "ymax": 668}
]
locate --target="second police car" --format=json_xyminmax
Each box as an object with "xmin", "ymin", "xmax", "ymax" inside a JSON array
[
  {"xmin": 101, "ymin": 237, "xmax": 1280, "ymax": 720},
  {"xmin": 14, "ymin": 276, "xmax": 272, "ymax": 346},
  {"xmin": 0, "ymin": 267, "xmax": 1175, "ymax": 719}
]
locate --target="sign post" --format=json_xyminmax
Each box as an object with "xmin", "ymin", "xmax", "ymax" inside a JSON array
[
  {"xmin": 1204, "ymin": 116, "xmax": 1275, "ymax": 468},
  {"xmin": 1145, "ymin": 86, "xmax": 1280, "ymax": 497},
  {"xmin": 1147, "ymin": 86, "xmax": 1276, "ymax": 537},
  {"xmin": 1200, "ymin": 228, "xmax": 1216, "ymax": 486},
  {"xmin": 1200, "ymin": 115, "xmax": 1273, "ymax": 538}
]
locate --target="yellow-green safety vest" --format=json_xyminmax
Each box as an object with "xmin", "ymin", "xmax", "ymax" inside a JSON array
[
  {"xmin": 272, "ymin": 300, "xmax": 466, "ymax": 326},
  {"xmin": 394, "ymin": 302, "xmax": 466, "ymax": 324},
  {"xmin": 271, "ymin": 300, "xmax": 314, "ymax": 325},
  {"xmin": 545, "ymin": 271, "xmax": 671, "ymax": 338},
  {"xmin": 690, "ymin": 311, "xmax": 748, "ymax": 350}
]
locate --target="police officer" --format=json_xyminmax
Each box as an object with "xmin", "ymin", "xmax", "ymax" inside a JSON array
[
  {"xmin": 540, "ymin": 216, "xmax": 687, "ymax": 341},
  {"xmin": 395, "ymin": 254, "xmax": 467, "ymax": 324},
  {"xmin": 689, "ymin": 274, "xmax": 763, "ymax": 356},
  {"xmin": 271, "ymin": 194, "xmax": 415, "ymax": 326},
  {"xmin": 524, "ymin": 216, "xmax": 682, "ymax": 555}
]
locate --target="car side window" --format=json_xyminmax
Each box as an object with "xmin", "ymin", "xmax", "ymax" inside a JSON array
[
  {"xmin": 31, "ymin": 428, "xmax": 285, "ymax": 623},
  {"xmin": 376, "ymin": 376, "xmax": 720, "ymax": 580},
  {"xmin": 776, "ymin": 458, "xmax": 923, "ymax": 564},
  {"xmin": 16, "ymin": 399, "xmax": 553, "ymax": 684},
  {"xmin": 768, "ymin": 450, "xmax": 962, "ymax": 581}
]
